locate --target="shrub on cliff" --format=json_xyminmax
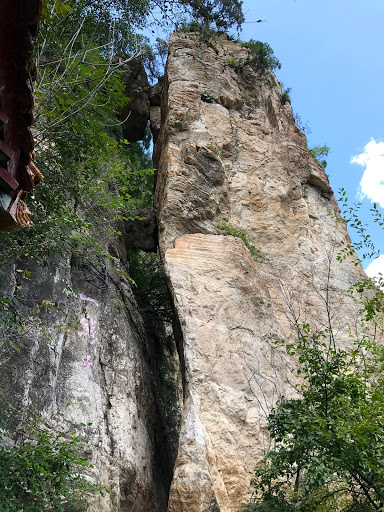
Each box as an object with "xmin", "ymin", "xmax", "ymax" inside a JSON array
[
  {"xmin": 241, "ymin": 40, "xmax": 281, "ymax": 75},
  {"xmin": 0, "ymin": 413, "xmax": 106, "ymax": 511},
  {"xmin": 227, "ymin": 40, "xmax": 281, "ymax": 81},
  {"xmin": 241, "ymin": 324, "xmax": 384, "ymax": 511}
]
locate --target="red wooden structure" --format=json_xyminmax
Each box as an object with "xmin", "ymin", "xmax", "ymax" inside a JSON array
[{"xmin": 0, "ymin": 0, "xmax": 43, "ymax": 231}]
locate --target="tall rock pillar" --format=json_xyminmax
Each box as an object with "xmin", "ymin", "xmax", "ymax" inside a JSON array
[{"xmin": 154, "ymin": 33, "xmax": 367, "ymax": 511}]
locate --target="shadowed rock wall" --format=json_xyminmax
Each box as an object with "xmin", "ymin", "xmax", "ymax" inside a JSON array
[
  {"xmin": 153, "ymin": 33, "xmax": 368, "ymax": 512},
  {"xmin": 0, "ymin": 227, "xmax": 176, "ymax": 512}
]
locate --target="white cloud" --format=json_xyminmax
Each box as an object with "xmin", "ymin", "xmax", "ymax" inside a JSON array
[
  {"xmin": 351, "ymin": 139, "xmax": 384, "ymax": 207},
  {"xmin": 365, "ymin": 255, "xmax": 384, "ymax": 280}
]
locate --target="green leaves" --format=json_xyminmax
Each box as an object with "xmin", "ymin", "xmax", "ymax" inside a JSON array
[
  {"xmin": 42, "ymin": 0, "xmax": 73, "ymax": 23},
  {"xmin": 0, "ymin": 417, "xmax": 106, "ymax": 511},
  {"xmin": 178, "ymin": 0, "xmax": 244, "ymax": 32},
  {"xmin": 336, "ymin": 187, "xmax": 381, "ymax": 263},
  {"xmin": 241, "ymin": 40, "xmax": 281, "ymax": 77},
  {"xmin": 54, "ymin": 1, "xmax": 73, "ymax": 18},
  {"xmin": 0, "ymin": 0, "xmax": 156, "ymax": 266},
  {"xmin": 308, "ymin": 144, "xmax": 330, "ymax": 169},
  {"xmin": 243, "ymin": 329, "xmax": 384, "ymax": 511}
]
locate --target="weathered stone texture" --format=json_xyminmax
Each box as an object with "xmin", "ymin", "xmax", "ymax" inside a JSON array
[
  {"xmin": 0, "ymin": 226, "xmax": 173, "ymax": 511},
  {"xmin": 154, "ymin": 33, "xmax": 368, "ymax": 511},
  {"xmin": 119, "ymin": 59, "xmax": 150, "ymax": 143}
]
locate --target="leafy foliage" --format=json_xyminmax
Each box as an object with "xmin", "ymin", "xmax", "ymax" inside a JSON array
[
  {"xmin": 178, "ymin": 0, "xmax": 244, "ymax": 32},
  {"xmin": 240, "ymin": 40, "xmax": 281, "ymax": 76},
  {"xmin": 0, "ymin": 0, "xmax": 155, "ymax": 266},
  {"xmin": 308, "ymin": 145, "xmax": 330, "ymax": 169},
  {"xmin": 0, "ymin": 292, "xmax": 42, "ymax": 355},
  {"xmin": 332, "ymin": 189, "xmax": 384, "ymax": 326},
  {"xmin": 335, "ymin": 188, "xmax": 381, "ymax": 264},
  {"xmin": 201, "ymin": 91, "xmax": 218, "ymax": 104},
  {"xmin": 0, "ymin": 413, "xmax": 106, "ymax": 511},
  {"xmin": 243, "ymin": 324, "xmax": 384, "ymax": 512}
]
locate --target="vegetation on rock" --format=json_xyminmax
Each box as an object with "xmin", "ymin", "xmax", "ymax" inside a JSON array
[
  {"xmin": 241, "ymin": 39, "xmax": 281, "ymax": 75},
  {"xmin": 0, "ymin": 408, "xmax": 106, "ymax": 511},
  {"xmin": 308, "ymin": 145, "xmax": 330, "ymax": 169},
  {"xmin": 217, "ymin": 220, "xmax": 262, "ymax": 260}
]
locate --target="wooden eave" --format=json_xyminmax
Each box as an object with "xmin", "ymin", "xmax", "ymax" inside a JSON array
[{"xmin": 0, "ymin": 0, "xmax": 43, "ymax": 231}]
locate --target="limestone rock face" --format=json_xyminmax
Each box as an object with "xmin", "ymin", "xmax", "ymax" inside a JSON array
[
  {"xmin": 154, "ymin": 34, "xmax": 367, "ymax": 511},
  {"xmin": 0, "ymin": 227, "xmax": 174, "ymax": 512}
]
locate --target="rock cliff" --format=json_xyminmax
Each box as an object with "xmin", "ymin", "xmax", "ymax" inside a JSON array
[
  {"xmin": 0, "ymin": 223, "xmax": 178, "ymax": 511},
  {"xmin": 0, "ymin": 32, "xmax": 373, "ymax": 512},
  {"xmin": 153, "ymin": 33, "xmax": 368, "ymax": 512}
]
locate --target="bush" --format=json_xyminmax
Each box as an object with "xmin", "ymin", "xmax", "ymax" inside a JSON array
[
  {"xmin": 0, "ymin": 414, "xmax": 106, "ymax": 511},
  {"xmin": 240, "ymin": 40, "xmax": 281, "ymax": 77}
]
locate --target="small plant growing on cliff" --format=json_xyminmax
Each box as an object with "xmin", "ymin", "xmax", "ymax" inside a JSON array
[
  {"xmin": 308, "ymin": 144, "xmax": 330, "ymax": 169},
  {"xmin": 280, "ymin": 87, "xmax": 292, "ymax": 105},
  {"xmin": 239, "ymin": 40, "xmax": 281, "ymax": 78},
  {"xmin": 227, "ymin": 56, "xmax": 240, "ymax": 67},
  {"xmin": 217, "ymin": 220, "xmax": 261, "ymax": 260},
  {"xmin": 201, "ymin": 91, "xmax": 217, "ymax": 104}
]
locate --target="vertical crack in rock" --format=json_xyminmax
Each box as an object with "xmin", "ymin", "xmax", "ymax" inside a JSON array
[{"xmin": 154, "ymin": 33, "xmax": 371, "ymax": 511}]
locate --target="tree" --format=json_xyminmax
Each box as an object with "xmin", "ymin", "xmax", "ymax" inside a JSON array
[
  {"xmin": 242, "ymin": 324, "xmax": 384, "ymax": 511},
  {"xmin": 178, "ymin": 0, "xmax": 244, "ymax": 31}
]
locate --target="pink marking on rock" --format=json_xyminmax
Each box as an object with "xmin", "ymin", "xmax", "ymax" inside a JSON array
[
  {"xmin": 79, "ymin": 354, "xmax": 92, "ymax": 370},
  {"xmin": 79, "ymin": 294, "xmax": 99, "ymax": 307},
  {"xmin": 77, "ymin": 316, "xmax": 97, "ymax": 345}
]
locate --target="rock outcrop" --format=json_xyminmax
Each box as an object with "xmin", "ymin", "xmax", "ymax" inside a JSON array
[
  {"xmin": 0, "ymin": 32, "xmax": 374, "ymax": 512},
  {"xmin": 153, "ymin": 33, "xmax": 368, "ymax": 511},
  {"xmin": 0, "ymin": 223, "xmax": 178, "ymax": 511},
  {"xmin": 119, "ymin": 59, "xmax": 151, "ymax": 143}
]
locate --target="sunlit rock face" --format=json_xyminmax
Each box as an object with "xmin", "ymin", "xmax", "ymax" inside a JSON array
[{"xmin": 154, "ymin": 33, "xmax": 367, "ymax": 511}]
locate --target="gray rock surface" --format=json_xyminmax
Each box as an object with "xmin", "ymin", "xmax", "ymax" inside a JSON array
[
  {"xmin": 125, "ymin": 207, "xmax": 158, "ymax": 253},
  {"xmin": 119, "ymin": 59, "xmax": 150, "ymax": 143},
  {"xmin": 0, "ymin": 225, "xmax": 175, "ymax": 511}
]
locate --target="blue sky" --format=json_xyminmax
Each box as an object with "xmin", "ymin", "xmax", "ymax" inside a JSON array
[{"xmin": 239, "ymin": 0, "xmax": 384, "ymax": 276}]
